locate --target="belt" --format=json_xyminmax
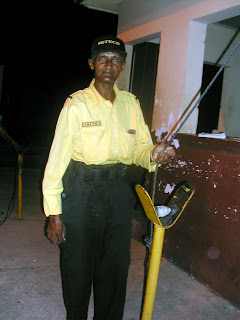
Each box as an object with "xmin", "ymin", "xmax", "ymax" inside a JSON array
[{"xmin": 72, "ymin": 161, "xmax": 127, "ymax": 181}]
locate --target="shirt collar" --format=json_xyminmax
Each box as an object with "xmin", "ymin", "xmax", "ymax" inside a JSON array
[{"xmin": 89, "ymin": 79, "xmax": 120, "ymax": 107}]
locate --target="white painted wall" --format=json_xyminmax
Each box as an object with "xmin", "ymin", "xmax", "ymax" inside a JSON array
[
  {"xmin": 204, "ymin": 23, "xmax": 240, "ymax": 137},
  {"xmin": 179, "ymin": 21, "xmax": 207, "ymax": 134}
]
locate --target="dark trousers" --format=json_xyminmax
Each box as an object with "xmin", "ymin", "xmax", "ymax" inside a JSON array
[{"xmin": 60, "ymin": 161, "xmax": 133, "ymax": 320}]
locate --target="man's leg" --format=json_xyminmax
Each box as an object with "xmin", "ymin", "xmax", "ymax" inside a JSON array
[
  {"xmin": 93, "ymin": 177, "xmax": 133, "ymax": 320},
  {"xmin": 60, "ymin": 170, "xmax": 98, "ymax": 320}
]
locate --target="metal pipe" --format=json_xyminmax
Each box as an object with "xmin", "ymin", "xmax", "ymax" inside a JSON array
[
  {"xmin": 17, "ymin": 154, "xmax": 23, "ymax": 219},
  {"xmin": 141, "ymin": 224, "xmax": 165, "ymax": 320}
]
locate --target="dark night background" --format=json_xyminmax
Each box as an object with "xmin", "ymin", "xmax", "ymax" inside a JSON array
[{"xmin": 0, "ymin": 0, "xmax": 118, "ymax": 153}]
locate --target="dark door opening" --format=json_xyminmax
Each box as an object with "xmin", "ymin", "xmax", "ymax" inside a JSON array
[
  {"xmin": 126, "ymin": 41, "xmax": 159, "ymax": 207},
  {"xmin": 130, "ymin": 42, "xmax": 159, "ymax": 128},
  {"xmin": 197, "ymin": 63, "xmax": 224, "ymax": 134}
]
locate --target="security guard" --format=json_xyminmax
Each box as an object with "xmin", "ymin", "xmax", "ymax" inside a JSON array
[{"xmin": 42, "ymin": 35, "xmax": 175, "ymax": 320}]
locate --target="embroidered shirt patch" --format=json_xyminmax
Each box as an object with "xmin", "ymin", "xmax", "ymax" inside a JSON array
[{"xmin": 82, "ymin": 121, "xmax": 102, "ymax": 127}]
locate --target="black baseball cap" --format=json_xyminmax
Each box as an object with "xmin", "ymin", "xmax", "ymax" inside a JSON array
[{"xmin": 90, "ymin": 35, "xmax": 127, "ymax": 61}]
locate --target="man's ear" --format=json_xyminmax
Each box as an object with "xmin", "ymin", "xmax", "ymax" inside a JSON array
[
  {"xmin": 88, "ymin": 59, "xmax": 94, "ymax": 70},
  {"xmin": 121, "ymin": 62, "xmax": 126, "ymax": 72}
]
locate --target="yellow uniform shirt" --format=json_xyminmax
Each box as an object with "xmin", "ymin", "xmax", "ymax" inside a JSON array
[{"xmin": 42, "ymin": 79, "xmax": 156, "ymax": 216}]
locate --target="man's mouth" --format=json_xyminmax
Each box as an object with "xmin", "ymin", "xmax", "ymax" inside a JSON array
[{"xmin": 103, "ymin": 71, "xmax": 114, "ymax": 75}]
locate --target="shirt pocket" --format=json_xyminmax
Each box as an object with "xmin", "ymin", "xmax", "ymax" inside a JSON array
[
  {"xmin": 79, "ymin": 126, "xmax": 109, "ymax": 162},
  {"xmin": 119, "ymin": 129, "xmax": 136, "ymax": 160}
]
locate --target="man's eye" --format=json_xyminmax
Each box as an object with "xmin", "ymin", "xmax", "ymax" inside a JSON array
[
  {"xmin": 99, "ymin": 56, "xmax": 106, "ymax": 62},
  {"xmin": 113, "ymin": 58, "xmax": 121, "ymax": 63}
]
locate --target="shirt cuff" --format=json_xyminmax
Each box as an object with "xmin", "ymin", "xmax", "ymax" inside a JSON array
[
  {"xmin": 43, "ymin": 195, "xmax": 62, "ymax": 217},
  {"xmin": 147, "ymin": 145, "xmax": 157, "ymax": 172}
]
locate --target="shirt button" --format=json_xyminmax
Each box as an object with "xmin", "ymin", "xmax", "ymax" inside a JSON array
[
  {"xmin": 93, "ymin": 135, "xmax": 96, "ymax": 139},
  {"xmin": 113, "ymin": 130, "xmax": 116, "ymax": 133},
  {"xmin": 114, "ymin": 149, "xmax": 117, "ymax": 153}
]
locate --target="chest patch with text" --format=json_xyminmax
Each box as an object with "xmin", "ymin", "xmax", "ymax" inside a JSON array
[{"xmin": 82, "ymin": 121, "xmax": 102, "ymax": 127}]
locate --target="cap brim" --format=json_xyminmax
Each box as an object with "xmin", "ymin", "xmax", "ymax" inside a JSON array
[{"xmin": 91, "ymin": 50, "xmax": 127, "ymax": 60}]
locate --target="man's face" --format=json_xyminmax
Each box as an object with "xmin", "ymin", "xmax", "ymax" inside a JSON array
[{"xmin": 88, "ymin": 52, "xmax": 125, "ymax": 85}]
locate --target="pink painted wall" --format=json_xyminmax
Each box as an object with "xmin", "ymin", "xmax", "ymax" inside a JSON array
[{"xmin": 118, "ymin": 0, "xmax": 240, "ymax": 138}]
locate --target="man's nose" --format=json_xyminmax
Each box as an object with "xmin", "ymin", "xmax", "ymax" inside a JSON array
[{"xmin": 106, "ymin": 60, "xmax": 112, "ymax": 68}]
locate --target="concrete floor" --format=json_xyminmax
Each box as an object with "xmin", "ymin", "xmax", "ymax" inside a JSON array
[{"xmin": 0, "ymin": 167, "xmax": 240, "ymax": 320}]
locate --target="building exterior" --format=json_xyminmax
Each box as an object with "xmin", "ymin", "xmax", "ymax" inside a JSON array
[
  {"xmin": 115, "ymin": 0, "xmax": 240, "ymax": 307},
  {"xmin": 81, "ymin": 0, "xmax": 240, "ymax": 307}
]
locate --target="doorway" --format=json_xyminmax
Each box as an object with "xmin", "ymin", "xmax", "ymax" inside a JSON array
[
  {"xmin": 197, "ymin": 63, "xmax": 224, "ymax": 134},
  {"xmin": 126, "ymin": 41, "xmax": 159, "ymax": 207},
  {"xmin": 130, "ymin": 41, "xmax": 159, "ymax": 128}
]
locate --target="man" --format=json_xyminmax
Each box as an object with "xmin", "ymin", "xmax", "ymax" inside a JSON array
[{"xmin": 42, "ymin": 35, "xmax": 175, "ymax": 320}]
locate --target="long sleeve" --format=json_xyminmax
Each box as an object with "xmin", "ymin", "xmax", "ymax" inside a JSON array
[
  {"xmin": 42, "ymin": 99, "xmax": 79, "ymax": 216},
  {"xmin": 133, "ymin": 99, "xmax": 156, "ymax": 172}
]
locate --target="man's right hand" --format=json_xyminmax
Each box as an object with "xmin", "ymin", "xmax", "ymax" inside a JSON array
[
  {"xmin": 47, "ymin": 215, "xmax": 66, "ymax": 245},
  {"xmin": 151, "ymin": 143, "xmax": 175, "ymax": 164}
]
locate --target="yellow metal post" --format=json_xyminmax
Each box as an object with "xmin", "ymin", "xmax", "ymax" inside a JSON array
[
  {"xmin": 136, "ymin": 183, "xmax": 195, "ymax": 320},
  {"xmin": 17, "ymin": 153, "xmax": 23, "ymax": 219},
  {"xmin": 141, "ymin": 225, "xmax": 165, "ymax": 320}
]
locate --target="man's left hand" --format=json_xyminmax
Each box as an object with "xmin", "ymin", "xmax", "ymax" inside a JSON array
[{"xmin": 151, "ymin": 143, "xmax": 175, "ymax": 164}]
